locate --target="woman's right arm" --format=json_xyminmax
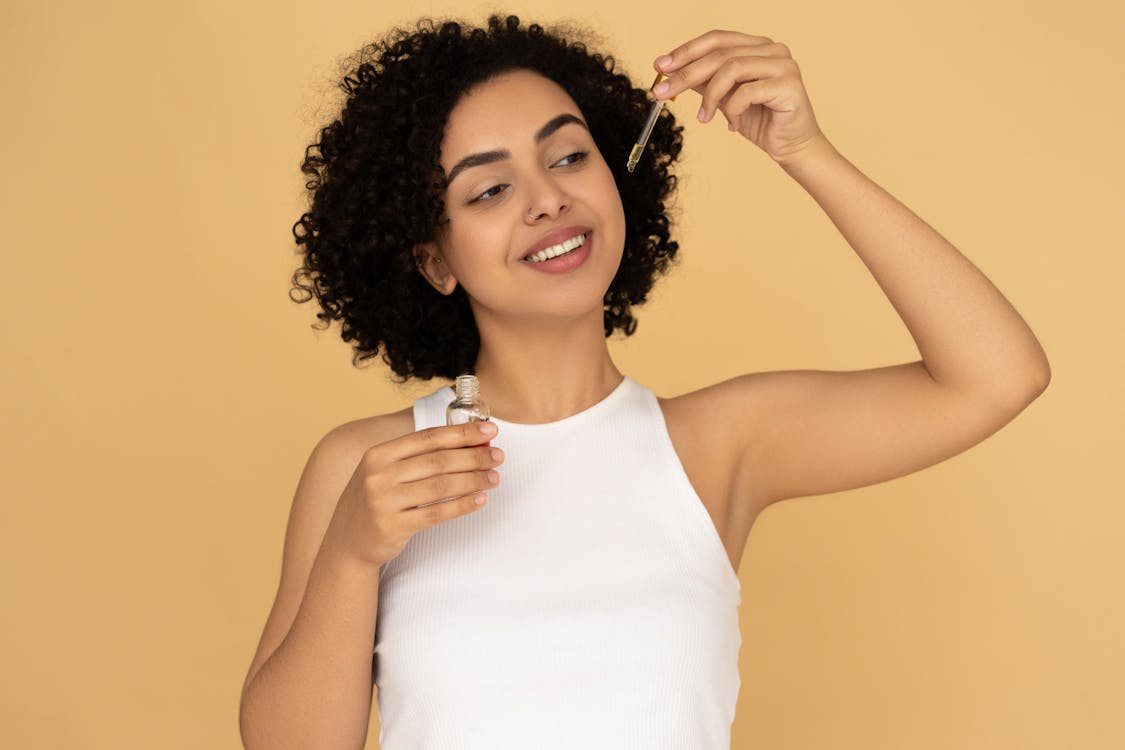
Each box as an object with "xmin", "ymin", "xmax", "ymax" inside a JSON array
[{"xmin": 239, "ymin": 417, "xmax": 502, "ymax": 750}]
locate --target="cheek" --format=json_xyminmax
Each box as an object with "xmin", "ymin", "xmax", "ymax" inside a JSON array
[
  {"xmin": 449, "ymin": 218, "xmax": 497, "ymax": 255},
  {"xmin": 591, "ymin": 162, "xmax": 623, "ymax": 207},
  {"xmin": 446, "ymin": 226, "xmax": 506, "ymax": 281},
  {"xmin": 594, "ymin": 173, "xmax": 626, "ymax": 234}
]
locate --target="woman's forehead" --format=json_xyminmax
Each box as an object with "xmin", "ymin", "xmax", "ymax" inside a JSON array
[{"xmin": 445, "ymin": 71, "xmax": 578, "ymax": 136}]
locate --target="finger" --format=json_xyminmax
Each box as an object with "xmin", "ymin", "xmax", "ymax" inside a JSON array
[
  {"xmin": 375, "ymin": 421, "xmax": 499, "ymax": 465},
  {"xmin": 698, "ymin": 55, "xmax": 795, "ymax": 123},
  {"xmin": 393, "ymin": 442, "xmax": 503, "ymax": 484},
  {"xmin": 408, "ymin": 489, "xmax": 490, "ymax": 528},
  {"xmin": 656, "ymin": 29, "xmax": 773, "ymax": 73},
  {"xmin": 720, "ymin": 77, "xmax": 775, "ymax": 127},
  {"xmin": 714, "ymin": 88, "xmax": 740, "ymax": 130},
  {"xmin": 401, "ymin": 467, "xmax": 499, "ymax": 510},
  {"xmin": 653, "ymin": 44, "xmax": 782, "ymax": 103}
]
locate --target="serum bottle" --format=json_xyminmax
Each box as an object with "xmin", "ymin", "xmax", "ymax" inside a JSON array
[{"xmin": 446, "ymin": 374, "xmax": 492, "ymax": 446}]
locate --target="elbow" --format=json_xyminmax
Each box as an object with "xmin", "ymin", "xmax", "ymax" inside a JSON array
[
  {"xmin": 1016, "ymin": 361, "xmax": 1051, "ymax": 407},
  {"xmin": 1028, "ymin": 340, "xmax": 1052, "ymax": 396},
  {"xmin": 1033, "ymin": 365, "xmax": 1051, "ymax": 394},
  {"xmin": 1029, "ymin": 353, "xmax": 1051, "ymax": 396},
  {"xmin": 1012, "ymin": 338, "xmax": 1051, "ymax": 404},
  {"xmin": 991, "ymin": 362, "xmax": 1051, "ymax": 413}
]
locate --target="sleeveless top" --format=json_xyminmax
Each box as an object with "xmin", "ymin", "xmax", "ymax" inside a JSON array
[{"xmin": 374, "ymin": 375, "xmax": 742, "ymax": 749}]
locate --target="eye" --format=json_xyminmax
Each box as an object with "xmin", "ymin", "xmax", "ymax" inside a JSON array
[
  {"xmin": 465, "ymin": 150, "xmax": 589, "ymax": 203},
  {"xmin": 468, "ymin": 184, "xmax": 508, "ymax": 203},
  {"xmin": 557, "ymin": 150, "xmax": 589, "ymax": 167}
]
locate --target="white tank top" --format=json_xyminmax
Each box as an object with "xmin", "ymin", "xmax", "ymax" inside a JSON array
[{"xmin": 374, "ymin": 374, "xmax": 742, "ymax": 749}]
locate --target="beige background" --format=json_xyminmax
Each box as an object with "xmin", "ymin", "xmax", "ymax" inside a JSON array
[{"xmin": 3, "ymin": 0, "xmax": 1121, "ymax": 747}]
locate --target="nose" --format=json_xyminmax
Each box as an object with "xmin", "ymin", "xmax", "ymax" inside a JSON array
[{"xmin": 524, "ymin": 169, "xmax": 572, "ymax": 222}]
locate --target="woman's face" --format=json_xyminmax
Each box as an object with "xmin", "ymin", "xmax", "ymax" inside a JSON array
[{"xmin": 415, "ymin": 68, "xmax": 626, "ymax": 326}]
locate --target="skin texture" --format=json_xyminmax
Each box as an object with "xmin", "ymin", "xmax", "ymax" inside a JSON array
[
  {"xmin": 286, "ymin": 16, "xmax": 686, "ymax": 384},
  {"xmin": 413, "ymin": 68, "xmax": 629, "ymax": 425},
  {"xmin": 241, "ymin": 26, "xmax": 1051, "ymax": 750}
]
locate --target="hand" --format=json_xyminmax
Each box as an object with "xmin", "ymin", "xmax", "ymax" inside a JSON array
[
  {"xmin": 325, "ymin": 421, "xmax": 503, "ymax": 569},
  {"xmin": 652, "ymin": 29, "xmax": 830, "ymax": 166}
]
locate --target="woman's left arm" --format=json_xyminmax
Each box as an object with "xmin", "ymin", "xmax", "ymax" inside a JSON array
[
  {"xmin": 780, "ymin": 135, "xmax": 1049, "ymax": 397},
  {"xmin": 652, "ymin": 29, "xmax": 1050, "ymax": 399},
  {"xmin": 651, "ymin": 30, "xmax": 1049, "ymax": 508}
]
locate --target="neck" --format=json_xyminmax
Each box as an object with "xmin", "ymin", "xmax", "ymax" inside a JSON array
[{"xmin": 468, "ymin": 306, "xmax": 623, "ymax": 424}]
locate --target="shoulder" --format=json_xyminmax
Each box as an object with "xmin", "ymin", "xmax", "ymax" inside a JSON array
[
  {"xmin": 652, "ymin": 374, "xmax": 785, "ymax": 545},
  {"xmin": 653, "ymin": 374, "xmax": 773, "ymax": 495},
  {"xmin": 292, "ymin": 405, "xmax": 416, "ymax": 530},
  {"xmin": 654, "ymin": 373, "xmax": 774, "ymax": 458},
  {"xmin": 319, "ymin": 382, "xmax": 456, "ymax": 464},
  {"xmin": 655, "ymin": 373, "xmax": 787, "ymax": 509},
  {"xmin": 322, "ymin": 405, "xmax": 417, "ymax": 462},
  {"xmin": 659, "ymin": 361, "xmax": 1032, "ymax": 508}
]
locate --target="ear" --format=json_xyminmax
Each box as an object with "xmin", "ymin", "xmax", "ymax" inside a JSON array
[{"xmin": 412, "ymin": 241, "xmax": 458, "ymax": 295}]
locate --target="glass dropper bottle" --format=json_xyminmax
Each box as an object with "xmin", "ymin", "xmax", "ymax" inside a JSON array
[
  {"xmin": 446, "ymin": 374, "xmax": 492, "ymax": 446},
  {"xmin": 626, "ymin": 72, "xmax": 678, "ymax": 173}
]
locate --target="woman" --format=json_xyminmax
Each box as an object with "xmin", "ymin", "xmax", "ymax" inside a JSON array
[{"xmin": 239, "ymin": 14, "xmax": 1050, "ymax": 749}]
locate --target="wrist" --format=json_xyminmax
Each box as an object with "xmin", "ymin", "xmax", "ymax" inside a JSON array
[
  {"xmin": 317, "ymin": 532, "xmax": 386, "ymax": 583},
  {"xmin": 776, "ymin": 133, "xmax": 840, "ymax": 174}
]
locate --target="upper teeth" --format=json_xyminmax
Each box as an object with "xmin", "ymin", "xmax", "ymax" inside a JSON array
[{"xmin": 525, "ymin": 233, "xmax": 587, "ymax": 263}]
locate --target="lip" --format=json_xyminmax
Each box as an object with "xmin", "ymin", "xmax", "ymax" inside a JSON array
[
  {"xmin": 522, "ymin": 224, "xmax": 593, "ymax": 259},
  {"xmin": 520, "ymin": 230, "xmax": 592, "ymax": 274}
]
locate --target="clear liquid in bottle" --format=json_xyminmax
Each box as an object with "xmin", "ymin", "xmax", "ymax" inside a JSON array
[{"xmin": 446, "ymin": 374, "xmax": 491, "ymax": 447}]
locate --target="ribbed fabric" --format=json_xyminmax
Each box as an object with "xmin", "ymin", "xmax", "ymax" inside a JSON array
[{"xmin": 374, "ymin": 375, "xmax": 742, "ymax": 749}]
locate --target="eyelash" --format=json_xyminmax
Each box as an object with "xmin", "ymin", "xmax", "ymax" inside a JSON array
[{"xmin": 469, "ymin": 151, "xmax": 589, "ymax": 204}]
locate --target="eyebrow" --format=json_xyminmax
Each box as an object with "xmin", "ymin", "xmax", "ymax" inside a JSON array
[{"xmin": 443, "ymin": 113, "xmax": 589, "ymax": 187}]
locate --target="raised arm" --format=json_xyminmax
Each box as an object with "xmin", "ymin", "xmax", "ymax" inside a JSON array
[{"xmin": 649, "ymin": 31, "xmax": 1049, "ymax": 508}]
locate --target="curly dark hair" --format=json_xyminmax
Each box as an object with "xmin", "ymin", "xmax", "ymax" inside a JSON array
[{"xmin": 289, "ymin": 13, "xmax": 686, "ymax": 384}]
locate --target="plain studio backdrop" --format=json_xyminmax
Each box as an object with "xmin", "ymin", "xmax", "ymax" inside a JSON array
[{"xmin": 2, "ymin": 0, "xmax": 1121, "ymax": 748}]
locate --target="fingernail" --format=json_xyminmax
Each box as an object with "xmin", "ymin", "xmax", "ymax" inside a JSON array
[
  {"xmin": 653, "ymin": 81, "xmax": 669, "ymax": 95},
  {"xmin": 698, "ymin": 106, "xmax": 707, "ymax": 122},
  {"xmin": 490, "ymin": 447, "xmax": 504, "ymax": 461},
  {"xmin": 656, "ymin": 54, "xmax": 673, "ymax": 69},
  {"xmin": 479, "ymin": 421, "xmax": 497, "ymax": 435}
]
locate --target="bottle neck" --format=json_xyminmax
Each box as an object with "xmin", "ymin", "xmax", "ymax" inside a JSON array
[{"xmin": 454, "ymin": 374, "xmax": 480, "ymax": 400}]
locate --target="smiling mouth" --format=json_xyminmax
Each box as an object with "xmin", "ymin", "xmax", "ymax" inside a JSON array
[{"xmin": 522, "ymin": 232, "xmax": 589, "ymax": 263}]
